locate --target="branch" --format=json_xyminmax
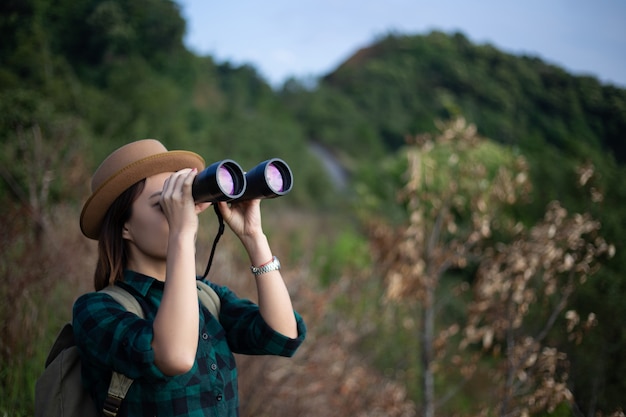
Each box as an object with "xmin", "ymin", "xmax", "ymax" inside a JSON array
[
  {"xmin": 427, "ymin": 203, "xmax": 447, "ymax": 256},
  {"xmin": 0, "ymin": 164, "xmax": 29, "ymax": 206},
  {"xmin": 502, "ymin": 271, "xmax": 576, "ymax": 415},
  {"xmin": 536, "ymin": 272, "xmax": 575, "ymax": 344}
]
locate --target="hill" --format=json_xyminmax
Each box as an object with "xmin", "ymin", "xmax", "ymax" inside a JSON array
[{"xmin": 320, "ymin": 31, "xmax": 626, "ymax": 164}]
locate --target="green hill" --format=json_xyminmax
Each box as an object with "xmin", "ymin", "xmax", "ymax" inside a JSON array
[{"xmin": 312, "ymin": 31, "xmax": 626, "ymax": 164}]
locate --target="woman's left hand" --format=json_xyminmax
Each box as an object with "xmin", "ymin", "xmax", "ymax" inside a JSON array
[
  {"xmin": 217, "ymin": 200, "xmax": 263, "ymax": 239},
  {"xmin": 218, "ymin": 200, "xmax": 298, "ymax": 339}
]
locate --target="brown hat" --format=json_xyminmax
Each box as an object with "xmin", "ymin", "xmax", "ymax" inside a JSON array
[{"xmin": 80, "ymin": 139, "xmax": 205, "ymax": 239}]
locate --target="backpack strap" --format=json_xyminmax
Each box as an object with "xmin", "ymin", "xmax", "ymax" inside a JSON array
[
  {"xmin": 196, "ymin": 280, "xmax": 221, "ymax": 318},
  {"xmin": 101, "ymin": 285, "xmax": 144, "ymax": 317},
  {"xmin": 99, "ymin": 286, "xmax": 145, "ymax": 417},
  {"xmin": 96, "ymin": 282, "xmax": 220, "ymax": 416}
]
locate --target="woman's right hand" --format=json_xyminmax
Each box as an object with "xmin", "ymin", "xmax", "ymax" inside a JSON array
[
  {"xmin": 153, "ymin": 168, "xmax": 211, "ymax": 375},
  {"xmin": 160, "ymin": 168, "xmax": 211, "ymax": 236}
]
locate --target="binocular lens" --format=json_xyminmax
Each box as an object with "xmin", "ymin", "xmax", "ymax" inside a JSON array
[
  {"xmin": 192, "ymin": 159, "xmax": 246, "ymax": 203},
  {"xmin": 266, "ymin": 163, "xmax": 284, "ymax": 193},
  {"xmin": 192, "ymin": 158, "xmax": 292, "ymax": 203},
  {"xmin": 218, "ymin": 166, "xmax": 235, "ymax": 195}
]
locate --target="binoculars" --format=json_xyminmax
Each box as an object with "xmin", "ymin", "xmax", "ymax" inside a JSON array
[{"xmin": 192, "ymin": 158, "xmax": 293, "ymax": 203}]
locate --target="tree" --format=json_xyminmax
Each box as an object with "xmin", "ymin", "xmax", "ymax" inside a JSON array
[
  {"xmin": 461, "ymin": 199, "xmax": 613, "ymax": 416},
  {"xmin": 370, "ymin": 117, "xmax": 614, "ymax": 416},
  {"xmin": 0, "ymin": 89, "xmax": 86, "ymax": 240},
  {"xmin": 371, "ymin": 117, "xmax": 531, "ymax": 417}
]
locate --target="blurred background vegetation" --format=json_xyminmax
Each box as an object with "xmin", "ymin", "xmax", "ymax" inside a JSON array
[{"xmin": 1, "ymin": 1, "xmax": 625, "ymax": 416}]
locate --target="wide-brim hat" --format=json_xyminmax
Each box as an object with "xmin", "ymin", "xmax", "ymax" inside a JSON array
[{"xmin": 80, "ymin": 139, "xmax": 205, "ymax": 239}]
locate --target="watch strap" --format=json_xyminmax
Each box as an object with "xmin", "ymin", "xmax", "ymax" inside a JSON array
[{"xmin": 250, "ymin": 256, "xmax": 281, "ymax": 276}]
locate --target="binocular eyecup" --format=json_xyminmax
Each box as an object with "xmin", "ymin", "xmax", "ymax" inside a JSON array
[{"xmin": 191, "ymin": 158, "xmax": 293, "ymax": 204}]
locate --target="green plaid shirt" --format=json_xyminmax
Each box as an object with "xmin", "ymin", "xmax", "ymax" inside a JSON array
[{"xmin": 73, "ymin": 270, "xmax": 306, "ymax": 417}]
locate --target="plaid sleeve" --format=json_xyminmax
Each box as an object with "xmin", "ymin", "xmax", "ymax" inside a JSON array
[
  {"xmin": 72, "ymin": 292, "xmax": 167, "ymax": 382},
  {"xmin": 205, "ymin": 281, "xmax": 307, "ymax": 357}
]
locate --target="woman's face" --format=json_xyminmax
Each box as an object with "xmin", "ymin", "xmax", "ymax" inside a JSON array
[{"xmin": 122, "ymin": 172, "xmax": 173, "ymax": 262}]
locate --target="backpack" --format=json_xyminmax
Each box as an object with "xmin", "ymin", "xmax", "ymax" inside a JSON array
[{"xmin": 35, "ymin": 281, "xmax": 221, "ymax": 417}]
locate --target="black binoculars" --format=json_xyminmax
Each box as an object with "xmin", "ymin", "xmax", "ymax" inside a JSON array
[{"xmin": 192, "ymin": 158, "xmax": 293, "ymax": 203}]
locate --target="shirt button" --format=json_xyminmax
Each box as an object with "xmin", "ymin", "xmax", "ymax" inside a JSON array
[
  {"xmin": 216, "ymin": 394, "xmax": 223, "ymax": 401},
  {"xmin": 210, "ymin": 363, "xmax": 217, "ymax": 371},
  {"xmin": 202, "ymin": 333, "xmax": 209, "ymax": 340}
]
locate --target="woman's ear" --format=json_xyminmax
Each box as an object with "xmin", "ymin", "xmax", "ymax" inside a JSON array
[{"xmin": 122, "ymin": 223, "xmax": 133, "ymax": 241}]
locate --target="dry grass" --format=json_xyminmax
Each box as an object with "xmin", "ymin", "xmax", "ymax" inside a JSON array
[{"xmin": 0, "ymin": 202, "xmax": 416, "ymax": 416}]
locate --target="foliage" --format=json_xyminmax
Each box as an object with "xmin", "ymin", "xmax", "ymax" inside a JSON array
[
  {"xmin": 0, "ymin": 0, "xmax": 336, "ymax": 209},
  {"xmin": 462, "ymin": 200, "xmax": 613, "ymax": 416},
  {"xmin": 317, "ymin": 32, "xmax": 626, "ymax": 164},
  {"xmin": 367, "ymin": 118, "xmax": 532, "ymax": 416},
  {"xmin": 314, "ymin": 227, "xmax": 372, "ymax": 288},
  {"xmin": 364, "ymin": 118, "xmax": 615, "ymax": 416}
]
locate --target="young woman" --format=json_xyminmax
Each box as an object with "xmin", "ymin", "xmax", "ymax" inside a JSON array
[{"xmin": 73, "ymin": 139, "xmax": 306, "ymax": 416}]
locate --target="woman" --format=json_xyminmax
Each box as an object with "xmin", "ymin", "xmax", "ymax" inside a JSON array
[{"xmin": 73, "ymin": 139, "xmax": 306, "ymax": 416}]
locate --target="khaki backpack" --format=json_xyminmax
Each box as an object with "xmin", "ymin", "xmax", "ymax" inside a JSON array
[{"xmin": 35, "ymin": 281, "xmax": 221, "ymax": 417}]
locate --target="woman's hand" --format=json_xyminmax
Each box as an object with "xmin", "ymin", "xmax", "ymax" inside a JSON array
[
  {"xmin": 217, "ymin": 199, "xmax": 271, "ymax": 267},
  {"xmin": 217, "ymin": 199, "xmax": 264, "ymax": 239},
  {"xmin": 218, "ymin": 200, "xmax": 298, "ymax": 339},
  {"xmin": 152, "ymin": 168, "xmax": 211, "ymax": 375},
  {"xmin": 160, "ymin": 168, "xmax": 211, "ymax": 235}
]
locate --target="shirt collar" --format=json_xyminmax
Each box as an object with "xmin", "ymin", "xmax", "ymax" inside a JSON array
[{"xmin": 121, "ymin": 269, "xmax": 164, "ymax": 297}]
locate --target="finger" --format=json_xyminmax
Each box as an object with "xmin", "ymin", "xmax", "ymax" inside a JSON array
[
  {"xmin": 161, "ymin": 175, "xmax": 174, "ymax": 200},
  {"xmin": 217, "ymin": 201, "xmax": 230, "ymax": 213},
  {"xmin": 168, "ymin": 169, "xmax": 193, "ymax": 193},
  {"xmin": 195, "ymin": 202, "xmax": 212, "ymax": 214},
  {"xmin": 161, "ymin": 170, "xmax": 186, "ymax": 202},
  {"xmin": 182, "ymin": 168, "xmax": 197, "ymax": 192},
  {"xmin": 215, "ymin": 201, "xmax": 233, "ymax": 220}
]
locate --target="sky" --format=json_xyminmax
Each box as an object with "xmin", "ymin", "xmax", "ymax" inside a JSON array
[{"xmin": 174, "ymin": 0, "xmax": 626, "ymax": 89}]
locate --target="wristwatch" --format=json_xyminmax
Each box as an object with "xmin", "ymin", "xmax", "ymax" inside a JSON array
[{"xmin": 250, "ymin": 256, "xmax": 281, "ymax": 276}]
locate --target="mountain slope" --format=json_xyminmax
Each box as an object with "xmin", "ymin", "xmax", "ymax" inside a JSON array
[{"xmin": 316, "ymin": 31, "xmax": 626, "ymax": 165}]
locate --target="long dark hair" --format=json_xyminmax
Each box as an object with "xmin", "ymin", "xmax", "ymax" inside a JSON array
[{"xmin": 94, "ymin": 179, "xmax": 145, "ymax": 290}]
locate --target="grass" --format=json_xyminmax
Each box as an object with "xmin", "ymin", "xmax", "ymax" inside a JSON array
[
  {"xmin": 0, "ymin": 202, "xmax": 345, "ymax": 416},
  {"xmin": 0, "ymin": 203, "xmax": 96, "ymax": 416},
  {"xmin": 1, "ymin": 274, "xmax": 79, "ymax": 416}
]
